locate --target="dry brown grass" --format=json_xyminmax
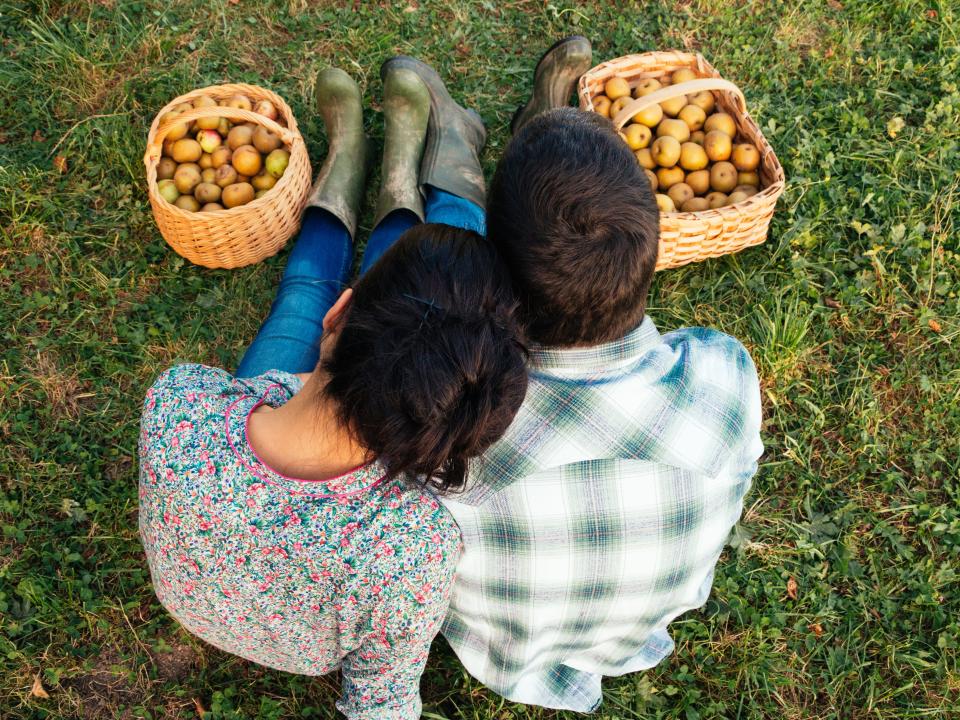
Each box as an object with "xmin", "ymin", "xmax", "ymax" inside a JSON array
[{"xmin": 29, "ymin": 353, "xmax": 89, "ymax": 420}]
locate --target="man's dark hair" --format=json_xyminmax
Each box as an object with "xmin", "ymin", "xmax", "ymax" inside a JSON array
[
  {"xmin": 322, "ymin": 224, "xmax": 528, "ymax": 493},
  {"xmin": 486, "ymin": 107, "xmax": 660, "ymax": 347}
]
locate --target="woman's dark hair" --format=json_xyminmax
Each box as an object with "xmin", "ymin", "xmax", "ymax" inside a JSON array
[
  {"xmin": 322, "ymin": 224, "xmax": 528, "ymax": 493},
  {"xmin": 486, "ymin": 107, "xmax": 660, "ymax": 347}
]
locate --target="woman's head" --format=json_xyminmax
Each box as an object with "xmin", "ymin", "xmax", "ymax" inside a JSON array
[{"xmin": 321, "ymin": 223, "xmax": 528, "ymax": 492}]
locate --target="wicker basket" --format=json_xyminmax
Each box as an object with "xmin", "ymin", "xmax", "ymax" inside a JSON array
[
  {"xmin": 578, "ymin": 51, "xmax": 785, "ymax": 271},
  {"xmin": 144, "ymin": 83, "xmax": 312, "ymax": 269}
]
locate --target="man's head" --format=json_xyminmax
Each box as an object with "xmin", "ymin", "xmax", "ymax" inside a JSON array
[{"xmin": 486, "ymin": 107, "xmax": 660, "ymax": 347}]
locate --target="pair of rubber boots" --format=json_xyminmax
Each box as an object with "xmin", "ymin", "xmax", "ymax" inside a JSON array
[
  {"xmin": 305, "ymin": 38, "xmax": 593, "ymax": 238},
  {"xmin": 304, "ymin": 57, "xmax": 484, "ymax": 239}
]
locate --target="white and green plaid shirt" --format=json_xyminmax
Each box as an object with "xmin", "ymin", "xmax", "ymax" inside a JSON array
[{"xmin": 439, "ymin": 317, "xmax": 763, "ymax": 711}]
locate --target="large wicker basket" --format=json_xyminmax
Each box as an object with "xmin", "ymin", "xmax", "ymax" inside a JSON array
[
  {"xmin": 144, "ymin": 83, "xmax": 312, "ymax": 269},
  {"xmin": 578, "ymin": 51, "xmax": 785, "ymax": 271}
]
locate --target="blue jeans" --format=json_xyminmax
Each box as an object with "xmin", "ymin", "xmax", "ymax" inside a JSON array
[{"xmin": 235, "ymin": 188, "xmax": 486, "ymax": 377}]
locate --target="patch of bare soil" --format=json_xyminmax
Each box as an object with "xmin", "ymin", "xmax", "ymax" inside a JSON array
[
  {"xmin": 61, "ymin": 648, "xmax": 143, "ymax": 720},
  {"xmin": 151, "ymin": 643, "xmax": 198, "ymax": 683}
]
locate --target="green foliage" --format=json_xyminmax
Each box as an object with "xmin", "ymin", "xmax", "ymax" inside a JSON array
[{"xmin": 1, "ymin": 0, "xmax": 958, "ymax": 718}]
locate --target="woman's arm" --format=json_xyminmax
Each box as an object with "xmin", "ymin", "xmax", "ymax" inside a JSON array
[{"xmin": 336, "ymin": 520, "xmax": 461, "ymax": 719}]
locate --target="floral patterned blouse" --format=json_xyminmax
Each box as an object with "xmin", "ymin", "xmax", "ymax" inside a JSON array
[{"xmin": 138, "ymin": 364, "xmax": 462, "ymax": 719}]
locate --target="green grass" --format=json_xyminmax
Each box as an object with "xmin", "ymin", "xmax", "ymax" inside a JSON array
[{"xmin": 1, "ymin": 0, "xmax": 958, "ymax": 718}]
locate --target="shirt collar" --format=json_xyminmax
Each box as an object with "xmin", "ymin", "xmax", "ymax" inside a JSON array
[{"xmin": 527, "ymin": 316, "xmax": 662, "ymax": 377}]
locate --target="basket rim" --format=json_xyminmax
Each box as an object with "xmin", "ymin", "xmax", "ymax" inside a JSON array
[
  {"xmin": 577, "ymin": 50, "xmax": 722, "ymax": 86},
  {"xmin": 147, "ymin": 83, "xmax": 302, "ymax": 141},
  {"xmin": 144, "ymin": 83, "xmax": 310, "ymax": 224}
]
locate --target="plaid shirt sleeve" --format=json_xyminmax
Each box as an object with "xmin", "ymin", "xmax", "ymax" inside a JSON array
[{"xmin": 440, "ymin": 320, "xmax": 763, "ymax": 712}]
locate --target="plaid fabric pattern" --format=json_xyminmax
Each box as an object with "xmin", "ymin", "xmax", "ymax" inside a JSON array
[{"xmin": 440, "ymin": 317, "xmax": 763, "ymax": 711}]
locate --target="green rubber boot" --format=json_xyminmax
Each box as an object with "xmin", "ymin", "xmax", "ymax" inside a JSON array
[
  {"xmin": 373, "ymin": 66, "xmax": 431, "ymax": 226},
  {"xmin": 511, "ymin": 36, "xmax": 593, "ymax": 135},
  {"xmin": 303, "ymin": 68, "xmax": 371, "ymax": 239},
  {"xmin": 380, "ymin": 56, "xmax": 487, "ymax": 210}
]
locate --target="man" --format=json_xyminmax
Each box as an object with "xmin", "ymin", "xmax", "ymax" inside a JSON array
[{"xmin": 438, "ymin": 37, "xmax": 764, "ymax": 711}]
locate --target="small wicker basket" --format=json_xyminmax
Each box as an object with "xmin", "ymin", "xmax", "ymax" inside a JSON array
[
  {"xmin": 144, "ymin": 83, "xmax": 312, "ymax": 269},
  {"xmin": 578, "ymin": 51, "xmax": 785, "ymax": 271}
]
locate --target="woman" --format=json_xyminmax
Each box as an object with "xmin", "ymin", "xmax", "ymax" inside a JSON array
[{"xmin": 139, "ymin": 63, "xmax": 526, "ymax": 718}]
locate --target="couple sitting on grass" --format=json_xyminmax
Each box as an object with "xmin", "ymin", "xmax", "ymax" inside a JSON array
[{"xmin": 139, "ymin": 37, "xmax": 762, "ymax": 718}]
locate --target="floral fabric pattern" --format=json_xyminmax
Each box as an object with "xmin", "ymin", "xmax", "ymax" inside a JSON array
[{"xmin": 138, "ymin": 364, "xmax": 461, "ymax": 719}]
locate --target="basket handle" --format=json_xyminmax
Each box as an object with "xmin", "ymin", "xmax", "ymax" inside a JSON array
[
  {"xmin": 145, "ymin": 106, "xmax": 296, "ymax": 163},
  {"xmin": 610, "ymin": 78, "xmax": 746, "ymax": 130}
]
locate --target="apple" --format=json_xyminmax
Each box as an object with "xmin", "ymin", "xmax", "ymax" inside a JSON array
[
  {"xmin": 265, "ymin": 149, "xmax": 289, "ymax": 178},
  {"xmin": 197, "ymin": 129, "xmax": 222, "ymax": 154}
]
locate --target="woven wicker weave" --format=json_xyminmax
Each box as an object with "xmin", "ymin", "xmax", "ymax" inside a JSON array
[
  {"xmin": 144, "ymin": 84, "xmax": 312, "ymax": 269},
  {"xmin": 578, "ymin": 51, "xmax": 785, "ymax": 271}
]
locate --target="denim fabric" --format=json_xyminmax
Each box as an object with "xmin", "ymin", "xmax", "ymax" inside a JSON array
[
  {"xmin": 359, "ymin": 209, "xmax": 419, "ymax": 275},
  {"xmin": 236, "ymin": 189, "xmax": 485, "ymax": 377},
  {"xmin": 235, "ymin": 208, "xmax": 352, "ymax": 377},
  {"xmin": 421, "ymin": 186, "xmax": 486, "ymax": 236},
  {"xmin": 360, "ymin": 188, "xmax": 486, "ymax": 272}
]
